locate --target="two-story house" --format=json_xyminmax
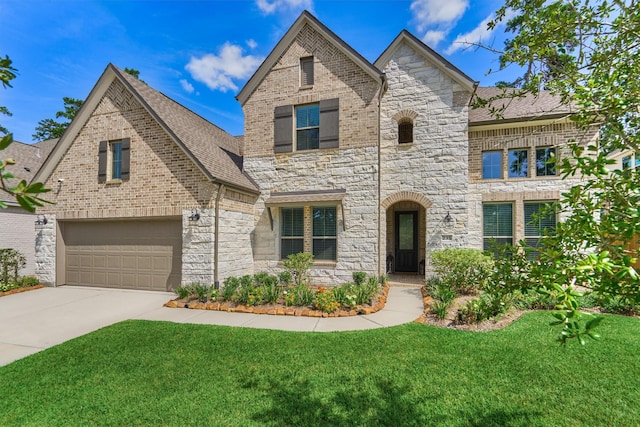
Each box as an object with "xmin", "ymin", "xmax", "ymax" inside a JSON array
[{"xmin": 32, "ymin": 11, "xmax": 598, "ymax": 291}]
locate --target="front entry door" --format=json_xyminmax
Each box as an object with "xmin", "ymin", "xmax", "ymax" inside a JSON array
[{"xmin": 395, "ymin": 211, "xmax": 418, "ymax": 272}]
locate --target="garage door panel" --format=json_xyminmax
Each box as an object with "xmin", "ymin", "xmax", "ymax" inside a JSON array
[{"xmin": 63, "ymin": 219, "xmax": 182, "ymax": 291}]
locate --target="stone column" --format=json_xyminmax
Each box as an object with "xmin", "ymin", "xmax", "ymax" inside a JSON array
[
  {"xmin": 181, "ymin": 209, "xmax": 215, "ymax": 285},
  {"xmin": 34, "ymin": 215, "xmax": 56, "ymax": 286}
]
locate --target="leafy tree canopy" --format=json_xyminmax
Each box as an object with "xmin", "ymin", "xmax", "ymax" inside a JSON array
[{"xmin": 482, "ymin": 0, "xmax": 640, "ymax": 343}]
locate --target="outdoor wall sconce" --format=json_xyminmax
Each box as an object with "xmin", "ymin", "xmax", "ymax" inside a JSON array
[
  {"xmin": 35, "ymin": 214, "xmax": 48, "ymax": 225},
  {"xmin": 444, "ymin": 212, "xmax": 453, "ymax": 223},
  {"xmin": 188, "ymin": 209, "xmax": 200, "ymax": 221}
]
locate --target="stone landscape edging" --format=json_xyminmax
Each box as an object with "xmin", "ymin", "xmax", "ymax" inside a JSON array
[{"xmin": 163, "ymin": 283, "xmax": 390, "ymax": 318}]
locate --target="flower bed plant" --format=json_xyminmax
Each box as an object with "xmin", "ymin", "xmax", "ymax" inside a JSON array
[{"xmin": 0, "ymin": 249, "xmax": 42, "ymax": 296}]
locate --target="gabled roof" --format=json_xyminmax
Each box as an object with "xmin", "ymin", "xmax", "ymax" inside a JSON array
[
  {"xmin": 35, "ymin": 64, "xmax": 258, "ymax": 193},
  {"xmin": 470, "ymin": 87, "xmax": 575, "ymax": 125},
  {"xmin": 374, "ymin": 30, "xmax": 477, "ymax": 93},
  {"xmin": 1, "ymin": 139, "xmax": 57, "ymax": 205},
  {"xmin": 236, "ymin": 10, "xmax": 384, "ymax": 105}
]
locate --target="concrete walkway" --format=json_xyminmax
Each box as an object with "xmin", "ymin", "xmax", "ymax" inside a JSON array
[{"xmin": 0, "ymin": 285, "xmax": 424, "ymax": 367}]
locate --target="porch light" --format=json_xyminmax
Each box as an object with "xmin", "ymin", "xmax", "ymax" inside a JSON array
[
  {"xmin": 35, "ymin": 214, "xmax": 47, "ymax": 225},
  {"xmin": 188, "ymin": 209, "xmax": 200, "ymax": 222},
  {"xmin": 444, "ymin": 212, "xmax": 453, "ymax": 223}
]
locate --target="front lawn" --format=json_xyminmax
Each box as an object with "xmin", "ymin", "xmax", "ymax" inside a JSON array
[{"xmin": 1, "ymin": 312, "xmax": 639, "ymax": 426}]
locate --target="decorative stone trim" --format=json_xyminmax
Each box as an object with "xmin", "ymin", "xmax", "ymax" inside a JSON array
[
  {"xmin": 392, "ymin": 109, "xmax": 418, "ymax": 122},
  {"xmin": 381, "ymin": 191, "xmax": 433, "ymax": 209},
  {"xmin": 163, "ymin": 283, "xmax": 390, "ymax": 318}
]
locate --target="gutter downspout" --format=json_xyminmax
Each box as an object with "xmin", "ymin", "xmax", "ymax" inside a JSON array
[
  {"xmin": 214, "ymin": 183, "xmax": 225, "ymax": 288},
  {"xmin": 377, "ymin": 75, "xmax": 388, "ymax": 277}
]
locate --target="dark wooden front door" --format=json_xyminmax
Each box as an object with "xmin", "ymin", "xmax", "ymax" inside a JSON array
[{"xmin": 395, "ymin": 211, "xmax": 418, "ymax": 272}]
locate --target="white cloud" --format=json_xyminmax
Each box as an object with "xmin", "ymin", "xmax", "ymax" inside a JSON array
[
  {"xmin": 422, "ymin": 30, "xmax": 446, "ymax": 46},
  {"xmin": 410, "ymin": 0, "xmax": 468, "ymax": 32},
  {"xmin": 444, "ymin": 10, "xmax": 514, "ymax": 55},
  {"xmin": 256, "ymin": 0, "xmax": 312, "ymax": 15},
  {"xmin": 179, "ymin": 79, "xmax": 194, "ymax": 94},
  {"xmin": 185, "ymin": 42, "xmax": 264, "ymax": 92},
  {"xmin": 246, "ymin": 39, "xmax": 258, "ymax": 50}
]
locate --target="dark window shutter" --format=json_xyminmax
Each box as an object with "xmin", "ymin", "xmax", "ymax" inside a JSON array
[
  {"xmin": 121, "ymin": 138, "xmax": 131, "ymax": 181},
  {"xmin": 319, "ymin": 98, "xmax": 339, "ymax": 149},
  {"xmin": 274, "ymin": 105, "xmax": 293, "ymax": 153},
  {"xmin": 98, "ymin": 140, "xmax": 108, "ymax": 183}
]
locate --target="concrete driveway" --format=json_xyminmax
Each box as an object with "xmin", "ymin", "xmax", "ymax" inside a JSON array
[
  {"xmin": 0, "ymin": 286, "xmax": 173, "ymax": 367},
  {"xmin": 0, "ymin": 285, "xmax": 424, "ymax": 367}
]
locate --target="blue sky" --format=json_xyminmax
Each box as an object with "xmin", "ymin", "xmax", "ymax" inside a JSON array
[{"xmin": 2, "ymin": 0, "xmax": 519, "ymax": 142}]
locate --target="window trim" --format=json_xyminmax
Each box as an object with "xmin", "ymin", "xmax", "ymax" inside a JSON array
[
  {"xmin": 508, "ymin": 148, "xmax": 529, "ymax": 178},
  {"xmin": 300, "ymin": 56, "xmax": 314, "ymax": 87},
  {"xmin": 482, "ymin": 202, "xmax": 514, "ymax": 250},
  {"xmin": 295, "ymin": 103, "xmax": 320, "ymax": 151},
  {"xmin": 535, "ymin": 147, "xmax": 557, "ymax": 176},
  {"xmin": 279, "ymin": 205, "xmax": 339, "ymax": 262}
]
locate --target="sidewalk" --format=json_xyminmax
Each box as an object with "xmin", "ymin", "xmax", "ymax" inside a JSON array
[{"xmin": 0, "ymin": 284, "xmax": 424, "ymax": 366}]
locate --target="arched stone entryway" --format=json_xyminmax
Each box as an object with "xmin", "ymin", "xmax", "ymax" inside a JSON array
[{"xmin": 381, "ymin": 192, "xmax": 432, "ymax": 276}]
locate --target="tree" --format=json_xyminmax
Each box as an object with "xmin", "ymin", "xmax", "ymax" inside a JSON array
[
  {"xmin": 32, "ymin": 97, "xmax": 83, "ymax": 141},
  {"xmin": 480, "ymin": 0, "xmax": 640, "ymax": 344},
  {"xmin": 0, "ymin": 56, "xmax": 51, "ymax": 211}
]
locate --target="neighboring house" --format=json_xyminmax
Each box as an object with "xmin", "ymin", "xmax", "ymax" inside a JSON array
[
  {"xmin": 33, "ymin": 11, "xmax": 599, "ymax": 291},
  {"xmin": 1, "ymin": 138, "xmax": 56, "ymax": 276}
]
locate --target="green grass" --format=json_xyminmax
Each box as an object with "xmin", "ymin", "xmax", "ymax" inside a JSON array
[{"xmin": 1, "ymin": 312, "xmax": 639, "ymax": 426}]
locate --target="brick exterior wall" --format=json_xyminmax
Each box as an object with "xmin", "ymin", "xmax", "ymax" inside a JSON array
[
  {"xmin": 467, "ymin": 122, "xmax": 600, "ymax": 247},
  {"xmin": 0, "ymin": 207, "xmax": 37, "ymax": 276}
]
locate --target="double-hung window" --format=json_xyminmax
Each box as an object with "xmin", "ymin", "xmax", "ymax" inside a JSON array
[
  {"xmin": 536, "ymin": 147, "xmax": 556, "ymax": 176},
  {"xmin": 312, "ymin": 207, "xmax": 337, "ymax": 260},
  {"xmin": 111, "ymin": 141, "xmax": 123, "ymax": 180},
  {"xmin": 508, "ymin": 149, "xmax": 528, "ymax": 178},
  {"xmin": 482, "ymin": 151, "xmax": 502, "ymax": 179},
  {"xmin": 524, "ymin": 202, "xmax": 556, "ymax": 258},
  {"xmin": 483, "ymin": 203, "xmax": 513, "ymax": 250},
  {"xmin": 98, "ymin": 138, "xmax": 130, "ymax": 183},
  {"xmin": 296, "ymin": 104, "xmax": 320, "ymax": 151},
  {"xmin": 281, "ymin": 208, "xmax": 304, "ymax": 259}
]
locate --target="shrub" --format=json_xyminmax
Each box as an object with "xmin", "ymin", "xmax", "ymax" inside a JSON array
[
  {"xmin": 513, "ymin": 289, "xmax": 560, "ymax": 310},
  {"xmin": 237, "ymin": 281, "xmax": 259, "ymax": 306},
  {"xmin": 431, "ymin": 301, "xmax": 450, "ymax": 320},
  {"xmin": 378, "ymin": 274, "xmax": 389, "ymax": 285},
  {"xmin": 207, "ymin": 286, "xmax": 219, "ymax": 302},
  {"xmin": 597, "ymin": 294, "xmax": 638, "ymax": 315},
  {"xmin": 221, "ymin": 277, "xmax": 241, "ymax": 302},
  {"xmin": 314, "ymin": 286, "xmax": 339, "ymax": 313},
  {"xmin": 262, "ymin": 276, "xmax": 281, "ymax": 304},
  {"xmin": 456, "ymin": 293, "xmax": 509, "ymax": 324},
  {"xmin": 352, "ymin": 271, "xmax": 366, "ymax": 286},
  {"xmin": 283, "ymin": 253, "xmax": 314, "ymax": 286},
  {"xmin": 278, "ymin": 270, "xmax": 292, "ymax": 286},
  {"xmin": 332, "ymin": 285, "xmax": 357, "ymax": 309},
  {"xmin": 0, "ymin": 249, "xmax": 26, "ymax": 285},
  {"xmin": 193, "ymin": 283, "xmax": 211, "ymax": 303},
  {"xmin": 425, "ymin": 277, "xmax": 457, "ymax": 305},
  {"xmin": 293, "ymin": 284, "xmax": 315, "ymax": 306},
  {"xmin": 174, "ymin": 284, "xmax": 194, "ymax": 300},
  {"xmin": 353, "ymin": 276, "xmax": 380, "ymax": 305},
  {"xmin": 19, "ymin": 276, "xmax": 39, "ymax": 287},
  {"xmin": 431, "ymin": 248, "xmax": 494, "ymax": 295}
]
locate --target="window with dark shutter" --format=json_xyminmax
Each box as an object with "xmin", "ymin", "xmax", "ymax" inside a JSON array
[
  {"xmin": 398, "ymin": 119, "xmax": 413, "ymax": 144},
  {"xmin": 274, "ymin": 105, "xmax": 293, "ymax": 153},
  {"xmin": 98, "ymin": 140, "xmax": 108, "ymax": 183},
  {"xmin": 300, "ymin": 57, "xmax": 314, "ymax": 86},
  {"xmin": 319, "ymin": 98, "xmax": 339, "ymax": 149},
  {"xmin": 120, "ymin": 138, "xmax": 131, "ymax": 181}
]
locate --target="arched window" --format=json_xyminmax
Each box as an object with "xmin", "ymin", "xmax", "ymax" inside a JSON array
[{"xmin": 398, "ymin": 119, "xmax": 413, "ymax": 144}]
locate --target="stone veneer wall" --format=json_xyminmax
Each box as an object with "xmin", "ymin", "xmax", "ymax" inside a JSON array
[
  {"xmin": 34, "ymin": 216, "xmax": 56, "ymax": 286},
  {"xmin": 467, "ymin": 123, "xmax": 600, "ymax": 247},
  {"xmin": 378, "ymin": 41, "xmax": 471, "ymax": 274},
  {"xmin": 181, "ymin": 209, "xmax": 215, "ymax": 285}
]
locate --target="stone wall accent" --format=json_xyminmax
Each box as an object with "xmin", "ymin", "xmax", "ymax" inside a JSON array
[
  {"xmin": 242, "ymin": 23, "xmax": 381, "ymax": 158},
  {"xmin": 34, "ymin": 215, "xmax": 56, "ymax": 286},
  {"xmin": 0, "ymin": 207, "xmax": 36, "ymax": 275},
  {"xmin": 40, "ymin": 79, "xmax": 217, "ymax": 219},
  {"xmin": 181, "ymin": 209, "xmax": 214, "ymax": 285},
  {"xmin": 379, "ymin": 40, "xmax": 471, "ymax": 274},
  {"xmin": 217, "ymin": 208, "xmax": 255, "ymax": 282}
]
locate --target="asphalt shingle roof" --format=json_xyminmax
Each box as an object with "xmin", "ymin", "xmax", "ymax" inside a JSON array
[
  {"xmin": 1, "ymin": 138, "xmax": 57, "ymax": 204},
  {"xmin": 113, "ymin": 65, "xmax": 259, "ymax": 193}
]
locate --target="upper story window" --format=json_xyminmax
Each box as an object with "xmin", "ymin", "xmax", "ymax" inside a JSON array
[
  {"xmin": 296, "ymin": 104, "xmax": 320, "ymax": 150},
  {"xmin": 398, "ymin": 119, "xmax": 413, "ymax": 144},
  {"xmin": 622, "ymin": 152, "xmax": 640, "ymax": 170},
  {"xmin": 300, "ymin": 57, "xmax": 314, "ymax": 86},
  {"xmin": 273, "ymin": 98, "xmax": 339, "ymax": 153},
  {"xmin": 508, "ymin": 149, "xmax": 529, "ymax": 178},
  {"xmin": 536, "ymin": 147, "xmax": 556, "ymax": 176},
  {"xmin": 98, "ymin": 138, "xmax": 130, "ymax": 183},
  {"xmin": 482, "ymin": 151, "xmax": 503, "ymax": 179}
]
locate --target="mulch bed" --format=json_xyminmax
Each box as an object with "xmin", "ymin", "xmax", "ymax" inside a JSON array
[
  {"xmin": 0, "ymin": 285, "xmax": 45, "ymax": 298},
  {"xmin": 164, "ymin": 283, "xmax": 391, "ymax": 318}
]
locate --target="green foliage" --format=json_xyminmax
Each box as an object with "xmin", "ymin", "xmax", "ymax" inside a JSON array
[
  {"xmin": 314, "ymin": 286, "xmax": 339, "ymax": 313},
  {"xmin": 0, "ymin": 248, "xmax": 25, "ymax": 285},
  {"xmin": 193, "ymin": 283, "xmax": 210, "ymax": 303},
  {"xmin": 0, "ymin": 55, "xmax": 16, "ymax": 135},
  {"xmin": 292, "ymin": 284, "xmax": 315, "ymax": 307},
  {"xmin": 221, "ymin": 277, "xmax": 241, "ymax": 302},
  {"xmin": 278, "ymin": 270, "xmax": 292, "ymax": 286},
  {"xmin": 32, "ymin": 97, "xmax": 83, "ymax": 141},
  {"xmin": 431, "ymin": 301, "xmax": 450, "ymax": 320},
  {"xmin": 352, "ymin": 271, "xmax": 366, "ymax": 286},
  {"xmin": 431, "ymin": 248, "xmax": 494, "ymax": 295},
  {"xmin": 353, "ymin": 276, "xmax": 380, "ymax": 305},
  {"xmin": 425, "ymin": 277, "xmax": 457, "ymax": 306},
  {"xmin": 18, "ymin": 275, "xmax": 39, "ymax": 287},
  {"xmin": 332, "ymin": 285, "xmax": 357, "ymax": 309},
  {"xmin": 262, "ymin": 279, "xmax": 281, "ymax": 304},
  {"xmin": 456, "ymin": 293, "xmax": 509, "ymax": 325},
  {"xmin": 378, "ymin": 274, "xmax": 389, "ymax": 285},
  {"xmin": 282, "ymin": 252, "xmax": 313, "ymax": 287},
  {"xmin": 174, "ymin": 284, "xmax": 192, "ymax": 300}
]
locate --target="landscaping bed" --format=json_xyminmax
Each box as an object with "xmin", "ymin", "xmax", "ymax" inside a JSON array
[{"xmin": 0, "ymin": 283, "xmax": 44, "ymax": 298}]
